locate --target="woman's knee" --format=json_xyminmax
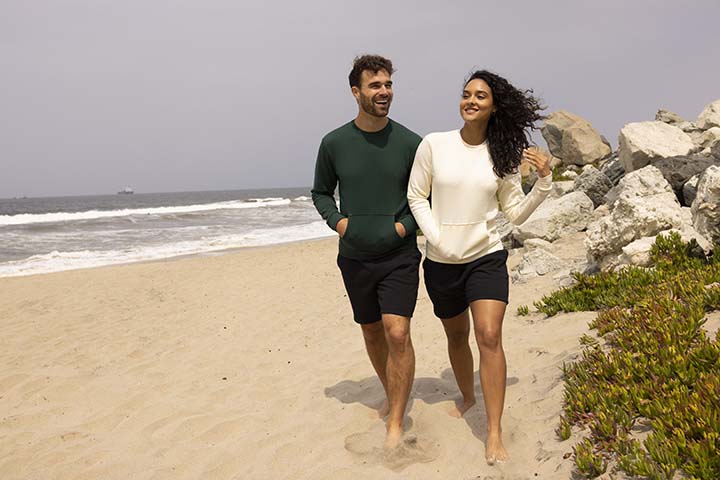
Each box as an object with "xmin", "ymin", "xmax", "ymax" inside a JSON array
[
  {"xmin": 445, "ymin": 327, "xmax": 470, "ymax": 349},
  {"xmin": 475, "ymin": 327, "xmax": 502, "ymax": 350}
]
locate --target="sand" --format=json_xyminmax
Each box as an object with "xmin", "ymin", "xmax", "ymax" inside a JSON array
[{"xmin": 1, "ymin": 235, "xmax": 599, "ymax": 480}]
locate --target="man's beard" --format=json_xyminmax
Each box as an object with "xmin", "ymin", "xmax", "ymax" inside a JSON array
[{"xmin": 359, "ymin": 93, "xmax": 390, "ymax": 117}]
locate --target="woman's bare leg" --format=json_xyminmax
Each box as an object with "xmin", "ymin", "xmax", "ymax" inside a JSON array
[{"xmin": 469, "ymin": 299, "xmax": 509, "ymax": 464}]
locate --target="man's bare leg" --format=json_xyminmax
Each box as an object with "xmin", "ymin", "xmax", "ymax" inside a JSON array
[
  {"xmin": 470, "ymin": 299, "xmax": 509, "ymax": 465},
  {"xmin": 360, "ymin": 321, "xmax": 390, "ymax": 417},
  {"xmin": 381, "ymin": 313, "xmax": 415, "ymax": 450},
  {"xmin": 441, "ymin": 309, "xmax": 476, "ymax": 417}
]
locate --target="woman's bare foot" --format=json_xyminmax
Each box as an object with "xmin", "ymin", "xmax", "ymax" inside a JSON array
[
  {"xmin": 485, "ymin": 431, "xmax": 508, "ymax": 465},
  {"xmin": 448, "ymin": 398, "xmax": 476, "ymax": 418}
]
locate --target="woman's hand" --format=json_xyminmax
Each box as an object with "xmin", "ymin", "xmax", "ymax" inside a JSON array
[{"xmin": 522, "ymin": 148, "xmax": 552, "ymax": 178}]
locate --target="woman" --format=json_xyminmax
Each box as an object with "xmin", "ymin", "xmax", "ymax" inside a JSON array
[{"xmin": 407, "ymin": 70, "xmax": 552, "ymax": 464}]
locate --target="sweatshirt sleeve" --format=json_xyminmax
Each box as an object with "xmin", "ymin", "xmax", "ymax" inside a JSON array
[
  {"xmin": 497, "ymin": 172, "xmax": 552, "ymax": 225},
  {"xmin": 407, "ymin": 137, "xmax": 441, "ymax": 245},
  {"xmin": 311, "ymin": 141, "xmax": 344, "ymax": 231}
]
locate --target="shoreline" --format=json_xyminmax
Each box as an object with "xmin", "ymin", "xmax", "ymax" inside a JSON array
[{"xmin": 0, "ymin": 233, "xmax": 337, "ymax": 280}]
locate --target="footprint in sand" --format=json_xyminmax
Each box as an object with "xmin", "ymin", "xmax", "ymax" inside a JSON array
[{"xmin": 344, "ymin": 428, "xmax": 440, "ymax": 471}]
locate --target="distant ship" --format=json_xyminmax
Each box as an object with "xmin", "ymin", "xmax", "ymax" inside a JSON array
[{"xmin": 118, "ymin": 186, "xmax": 134, "ymax": 195}]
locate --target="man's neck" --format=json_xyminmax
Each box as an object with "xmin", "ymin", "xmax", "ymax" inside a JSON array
[{"xmin": 354, "ymin": 112, "xmax": 389, "ymax": 133}]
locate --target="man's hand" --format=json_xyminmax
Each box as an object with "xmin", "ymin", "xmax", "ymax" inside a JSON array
[
  {"xmin": 395, "ymin": 222, "xmax": 406, "ymax": 238},
  {"xmin": 336, "ymin": 218, "xmax": 349, "ymax": 238}
]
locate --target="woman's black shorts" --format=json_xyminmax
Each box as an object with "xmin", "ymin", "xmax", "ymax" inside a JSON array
[
  {"xmin": 423, "ymin": 249, "xmax": 509, "ymax": 319},
  {"xmin": 337, "ymin": 248, "xmax": 421, "ymax": 324}
]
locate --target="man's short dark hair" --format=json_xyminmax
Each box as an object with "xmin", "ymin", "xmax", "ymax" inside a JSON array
[{"xmin": 348, "ymin": 55, "xmax": 395, "ymax": 88}]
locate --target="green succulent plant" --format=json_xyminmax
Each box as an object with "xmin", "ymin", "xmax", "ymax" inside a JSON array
[{"xmin": 543, "ymin": 232, "xmax": 720, "ymax": 478}]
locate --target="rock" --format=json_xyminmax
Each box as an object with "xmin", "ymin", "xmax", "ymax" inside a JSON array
[
  {"xmin": 619, "ymin": 236, "xmax": 657, "ymax": 267},
  {"xmin": 585, "ymin": 165, "xmax": 686, "ymax": 264},
  {"xmin": 691, "ymin": 165, "xmax": 720, "ymax": 244},
  {"xmin": 522, "ymin": 238, "xmax": 554, "ymax": 251},
  {"xmin": 618, "ymin": 122, "xmax": 695, "ymax": 173},
  {"xmin": 548, "ymin": 181, "xmax": 575, "ymax": 199},
  {"xmin": 591, "ymin": 204, "xmax": 610, "ymax": 222},
  {"xmin": 683, "ymin": 175, "xmax": 700, "ymax": 206},
  {"xmin": 599, "ymin": 154, "xmax": 625, "ymax": 185},
  {"xmin": 652, "ymin": 154, "xmax": 718, "ymax": 205},
  {"xmin": 514, "ymin": 191, "xmax": 594, "ymax": 243},
  {"xmin": 573, "ymin": 166, "xmax": 613, "ymax": 207},
  {"xmin": 697, "ymin": 99, "xmax": 720, "ymax": 130},
  {"xmin": 655, "ymin": 108, "xmax": 687, "ymax": 126},
  {"xmin": 496, "ymin": 212, "xmax": 516, "ymax": 249},
  {"xmin": 562, "ymin": 170, "xmax": 578, "ymax": 180},
  {"xmin": 618, "ymin": 228, "xmax": 713, "ymax": 268},
  {"xmin": 700, "ymin": 127, "xmax": 720, "ymax": 150},
  {"xmin": 541, "ymin": 111, "xmax": 612, "ymax": 166},
  {"xmin": 511, "ymin": 248, "xmax": 565, "ymax": 284},
  {"xmin": 712, "ymin": 141, "xmax": 720, "ymax": 159}
]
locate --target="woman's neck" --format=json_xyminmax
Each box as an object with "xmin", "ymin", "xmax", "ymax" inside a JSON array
[{"xmin": 460, "ymin": 121, "xmax": 488, "ymax": 146}]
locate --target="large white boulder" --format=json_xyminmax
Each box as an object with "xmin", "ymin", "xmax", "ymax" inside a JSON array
[
  {"xmin": 541, "ymin": 111, "xmax": 611, "ymax": 166},
  {"xmin": 618, "ymin": 122, "xmax": 695, "ymax": 173},
  {"xmin": 691, "ymin": 165, "xmax": 720, "ymax": 244},
  {"xmin": 585, "ymin": 165, "xmax": 686, "ymax": 264},
  {"xmin": 514, "ymin": 191, "xmax": 594, "ymax": 243}
]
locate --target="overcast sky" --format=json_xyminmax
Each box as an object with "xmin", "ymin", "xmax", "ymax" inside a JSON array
[{"xmin": 1, "ymin": 0, "xmax": 718, "ymax": 198}]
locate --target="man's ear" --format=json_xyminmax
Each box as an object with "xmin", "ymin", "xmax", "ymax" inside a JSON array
[{"xmin": 351, "ymin": 86, "xmax": 360, "ymax": 101}]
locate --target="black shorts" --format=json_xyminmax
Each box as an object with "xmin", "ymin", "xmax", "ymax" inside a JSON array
[
  {"xmin": 337, "ymin": 248, "xmax": 421, "ymax": 324},
  {"xmin": 423, "ymin": 249, "xmax": 509, "ymax": 319}
]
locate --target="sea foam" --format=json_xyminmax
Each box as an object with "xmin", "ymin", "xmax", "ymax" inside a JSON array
[{"xmin": 0, "ymin": 198, "xmax": 292, "ymax": 226}]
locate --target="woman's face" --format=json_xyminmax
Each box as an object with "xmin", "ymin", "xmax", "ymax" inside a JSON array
[{"xmin": 460, "ymin": 78, "xmax": 496, "ymax": 124}]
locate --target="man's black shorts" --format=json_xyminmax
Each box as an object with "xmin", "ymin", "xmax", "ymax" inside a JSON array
[
  {"xmin": 337, "ymin": 248, "xmax": 421, "ymax": 324},
  {"xmin": 423, "ymin": 249, "xmax": 509, "ymax": 319}
]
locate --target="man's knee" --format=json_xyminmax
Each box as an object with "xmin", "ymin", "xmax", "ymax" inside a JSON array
[
  {"xmin": 383, "ymin": 319, "xmax": 411, "ymax": 351},
  {"xmin": 361, "ymin": 321, "xmax": 385, "ymax": 344}
]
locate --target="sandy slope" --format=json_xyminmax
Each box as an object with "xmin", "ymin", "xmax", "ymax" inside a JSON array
[{"xmin": 1, "ymin": 235, "xmax": 599, "ymax": 479}]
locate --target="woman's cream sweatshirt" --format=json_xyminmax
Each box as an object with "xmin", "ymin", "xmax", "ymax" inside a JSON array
[{"xmin": 407, "ymin": 130, "xmax": 552, "ymax": 264}]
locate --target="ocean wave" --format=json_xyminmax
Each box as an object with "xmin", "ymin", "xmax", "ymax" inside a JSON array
[
  {"xmin": 293, "ymin": 196, "xmax": 311, "ymax": 202},
  {"xmin": 0, "ymin": 198, "xmax": 293, "ymax": 226},
  {"xmin": 0, "ymin": 220, "xmax": 335, "ymax": 277}
]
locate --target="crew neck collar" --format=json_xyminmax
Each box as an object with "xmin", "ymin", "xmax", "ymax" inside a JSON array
[
  {"xmin": 457, "ymin": 129, "xmax": 487, "ymax": 149},
  {"xmin": 352, "ymin": 118, "xmax": 392, "ymax": 134}
]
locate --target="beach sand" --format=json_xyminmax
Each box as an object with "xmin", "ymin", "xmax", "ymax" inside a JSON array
[{"xmin": 1, "ymin": 235, "xmax": 597, "ymax": 480}]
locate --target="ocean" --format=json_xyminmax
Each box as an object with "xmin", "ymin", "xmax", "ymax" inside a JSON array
[{"xmin": 0, "ymin": 188, "xmax": 334, "ymax": 277}]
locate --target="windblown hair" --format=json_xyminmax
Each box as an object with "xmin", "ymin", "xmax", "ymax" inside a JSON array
[
  {"xmin": 464, "ymin": 70, "xmax": 545, "ymax": 178},
  {"xmin": 349, "ymin": 55, "xmax": 395, "ymax": 88}
]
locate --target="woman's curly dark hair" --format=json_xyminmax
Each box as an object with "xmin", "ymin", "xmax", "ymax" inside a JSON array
[{"xmin": 464, "ymin": 70, "xmax": 545, "ymax": 178}]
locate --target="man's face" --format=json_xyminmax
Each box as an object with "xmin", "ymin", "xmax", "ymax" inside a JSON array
[{"xmin": 353, "ymin": 69, "xmax": 393, "ymax": 117}]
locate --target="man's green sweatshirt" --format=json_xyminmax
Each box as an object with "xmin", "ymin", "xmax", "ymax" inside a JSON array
[{"xmin": 312, "ymin": 119, "xmax": 422, "ymax": 260}]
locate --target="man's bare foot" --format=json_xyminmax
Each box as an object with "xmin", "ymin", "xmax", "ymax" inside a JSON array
[
  {"xmin": 384, "ymin": 424, "xmax": 403, "ymax": 450},
  {"xmin": 448, "ymin": 398, "xmax": 476, "ymax": 418},
  {"xmin": 485, "ymin": 431, "xmax": 508, "ymax": 465}
]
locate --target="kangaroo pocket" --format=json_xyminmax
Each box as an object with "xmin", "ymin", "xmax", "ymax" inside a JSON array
[
  {"xmin": 438, "ymin": 221, "xmax": 490, "ymax": 260},
  {"xmin": 342, "ymin": 214, "xmax": 402, "ymax": 254}
]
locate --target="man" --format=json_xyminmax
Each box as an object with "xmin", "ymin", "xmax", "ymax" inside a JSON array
[{"xmin": 311, "ymin": 55, "xmax": 422, "ymax": 449}]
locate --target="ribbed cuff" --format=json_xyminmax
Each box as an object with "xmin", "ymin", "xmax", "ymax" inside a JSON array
[
  {"xmin": 327, "ymin": 212, "xmax": 345, "ymax": 231},
  {"xmin": 398, "ymin": 216, "xmax": 417, "ymax": 236}
]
